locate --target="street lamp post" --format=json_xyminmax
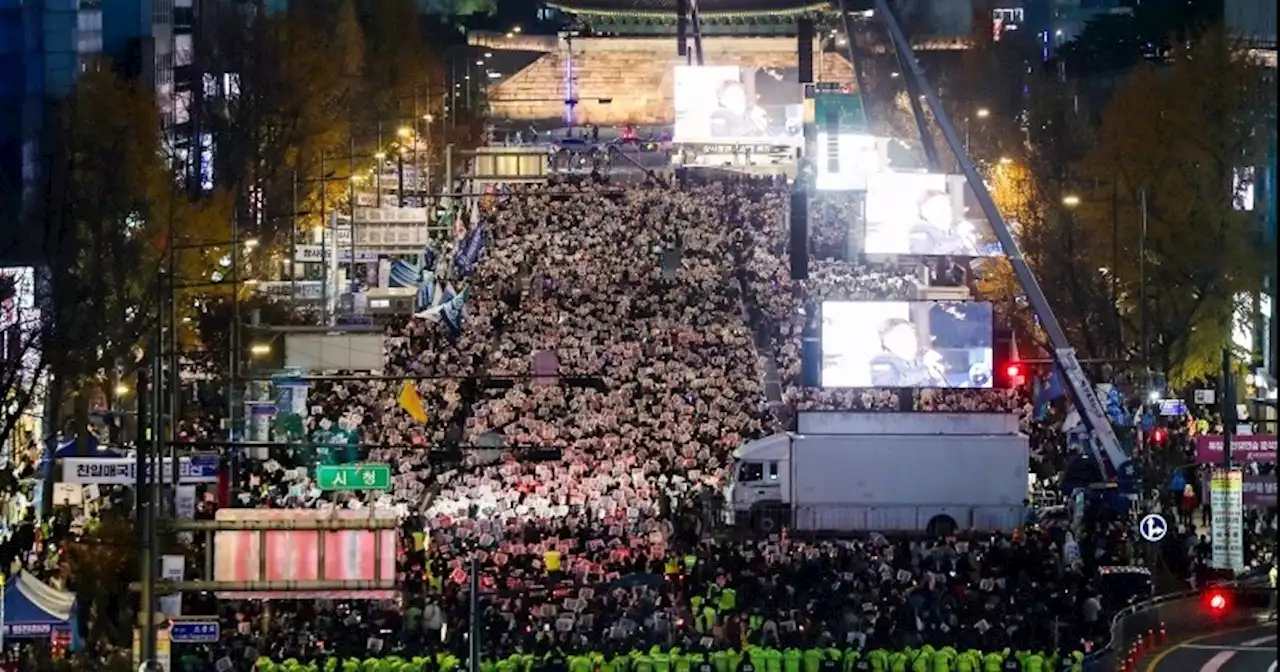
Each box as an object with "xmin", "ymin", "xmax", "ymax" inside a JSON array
[{"xmin": 964, "ymin": 107, "xmax": 990, "ymax": 154}]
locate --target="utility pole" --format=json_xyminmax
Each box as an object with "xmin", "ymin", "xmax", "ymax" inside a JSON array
[
  {"xmin": 1222, "ymin": 348, "xmax": 1234, "ymax": 468},
  {"xmin": 229, "ymin": 210, "xmax": 241, "ymax": 469},
  {"xmin": 468, "ymin": 551, "xmax": 480, "ymax": 672},
  {"xmin": 135, "ymin": 342, "xmax": 155, "ymax": 664},
  {"xmin": 1139, "ymin": 189, "xmax": 1148, "ymax": 372},
  {"xmin": 291, "ymin": 170, "xmax": 299, "ymax": 312},
  {"xmin": 348, "ymin": 133, "xmax": 358, "ymax": 304}
]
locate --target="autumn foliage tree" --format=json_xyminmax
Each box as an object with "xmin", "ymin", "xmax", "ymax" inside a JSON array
[
  {"xmin": 40, "ymin": 62, "xmax": 230, "ymax": 437},
  {"xmin": 1070, "ymin": 27, "xmax": 1275, "ymax": 384},
  {"xmin": 978, "ymin": 27, "xmax": 1275, "ymax": 386}
]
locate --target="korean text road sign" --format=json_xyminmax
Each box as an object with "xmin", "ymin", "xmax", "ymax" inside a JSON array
[
  {"xmin": 168, "ymin": 620, "xmax": 220, "ymax": 644},
  {"xmin": 316, "ymin": 464, "xmax": 391, "ymax": 491}
]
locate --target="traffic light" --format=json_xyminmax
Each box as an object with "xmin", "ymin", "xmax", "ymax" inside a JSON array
[
  {"xmin": 999, "ymin": 362, "xmax": 1026, "ymax": 388},
  {"xmin": 1151, "ymin": 427, "xmax": 1167, "ymax": 445},
  {"xmin": 1204, "ymin": 589, "xmax": 1230, "ymax": 615}
]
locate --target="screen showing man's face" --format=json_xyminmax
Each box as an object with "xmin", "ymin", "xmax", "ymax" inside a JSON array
[
  {"xmin": 719, "ymin": 83, "xmax": 747, "ymax": 115},
  {"xmin": 883, "ymin": 323, "xmax": 918, "ymax": 359},
  {"xmin": 919, "ymin": 194, "xmax": 951, "ymax": 228}
]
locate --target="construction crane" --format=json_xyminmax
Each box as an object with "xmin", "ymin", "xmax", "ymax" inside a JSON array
[{"xmin": 848, "ymin": 0, "xmax": 1132, "ymax": 482}]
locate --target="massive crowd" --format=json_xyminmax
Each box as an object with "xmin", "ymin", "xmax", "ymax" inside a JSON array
[
  {"xmin": 188, "ymin": 176, "xmax": 1107, "ymax": 671},
  {"xmin": 5, "ymin": 174, "xmax": 1267, "ymax": 672}
]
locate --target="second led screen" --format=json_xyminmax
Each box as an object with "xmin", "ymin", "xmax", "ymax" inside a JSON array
[
  {"xmin": 820, "ymin": 301, "xmax": 994, "ymax": 388},
  {"xmin": 864, "ymin": 172, "xmax": 987, "ymax": 257}
]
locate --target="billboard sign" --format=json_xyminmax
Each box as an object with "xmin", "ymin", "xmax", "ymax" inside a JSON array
[
  {"xmin": 1208, "ymin": 468, "xmax": 1245, "ymax": 572},
  {"xmin": 213, "ymin": 508, "xmax": 398, "ymax": 599},
  {"xmin": 673, "ymin": 65, "xmax": 803, "ymax": 146},
  {"xmin": 1194, "ymin": 435, "xmax": 1276, "ymax": 464},
  {"xmin": 864, "ymin": 173, "xmax": 989, "ymax": 257},
  {"xmin": 820, "ymin": 301, "xmax": 994, "ymax": 388}
]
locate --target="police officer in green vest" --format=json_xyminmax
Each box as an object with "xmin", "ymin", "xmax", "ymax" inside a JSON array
[{"xmin": 738, "ymin": 650, "xmax": 759, "ymax": 672}]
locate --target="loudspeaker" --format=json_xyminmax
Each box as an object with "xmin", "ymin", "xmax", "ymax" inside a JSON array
[
  {"xmin": 789, "ymin": 190, "xmax": 808, "ymax": 280},
  {"xmin": 677, "ymin": 0, "xmax": 688, "ymax": 57},
  {"xmin": 797, "ymin": 19, "xmax": 814, "ymax": 84}
]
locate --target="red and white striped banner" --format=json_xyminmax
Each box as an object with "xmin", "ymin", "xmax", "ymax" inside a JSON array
[{"xmin": 213, "ymin": 509, "xmax": 398, "ymax": 599}]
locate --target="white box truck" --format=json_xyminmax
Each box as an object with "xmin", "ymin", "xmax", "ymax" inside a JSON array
[{"xmin": 723, "ymin": 429, "xmax": 1029, "ymax": 536}]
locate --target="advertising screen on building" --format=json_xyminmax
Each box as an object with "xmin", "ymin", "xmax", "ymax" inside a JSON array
[
  {"xmin": 820, "ymin": 301, "xmax": 994, "ymax": 388},
  {"xmin": 673, "ymin": 65, "xmax": 803, "ymax": 146},
  {"xmin": 864, "ymin": 172, "xmax": 989, "ymax": 256}
]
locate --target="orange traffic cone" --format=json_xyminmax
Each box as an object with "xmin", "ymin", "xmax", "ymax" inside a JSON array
[
  {"xmin": 1159, "ymin": 627, "xmax": 1167, "ymax": 644},
  {"xmin": 1148, "ymin": 629, "xmax": 1156, "ymax": 649}
]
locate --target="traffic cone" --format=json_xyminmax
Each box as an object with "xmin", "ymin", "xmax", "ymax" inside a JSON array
[
  {"xmin": 1159, "ymin": 626, "xmax": 1167, "ymax": 644},
  {"xmin": 1148, "ymin": 629, "xmax": 1156, "ymax": 649}
]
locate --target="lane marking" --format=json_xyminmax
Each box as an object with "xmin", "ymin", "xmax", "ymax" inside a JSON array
[
  {"xmin": 1181, "ymin": 645, "xmax": 1278, "ymax": 652},
  {"xmin": 1200, "ymin": 651, "xmax": 1235, "ymax": 672},
  {"xmin": 1266, "ymin": 661, "xmax": 1275, "ymax": 672},
  {"xmin": 1242, "ymin": 635, "xmax": 1278, "ymax": 647},
  {"xmin": 1146, "ymin": 624, "xmax": 1275, "ymax": 672}
]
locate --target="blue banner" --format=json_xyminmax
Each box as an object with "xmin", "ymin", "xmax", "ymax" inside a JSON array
[{"xmin": 60, "ymin": 455, "xmax": 221, "ymax": 485}]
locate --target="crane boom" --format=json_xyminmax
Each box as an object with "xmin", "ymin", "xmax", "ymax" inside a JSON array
[{"xmin": 868, "ymin": 0, "xmax": 1130, "ymax": 478}]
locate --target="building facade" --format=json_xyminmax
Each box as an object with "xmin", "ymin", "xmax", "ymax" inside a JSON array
[{"xmin": 0, "ymin": 0, "xmax": 173, "ymax": 258}]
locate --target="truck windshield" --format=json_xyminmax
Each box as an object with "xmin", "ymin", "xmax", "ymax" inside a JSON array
[{"xmin": 738, "ymin": 462, "xmax": 763, "ymax": 483}]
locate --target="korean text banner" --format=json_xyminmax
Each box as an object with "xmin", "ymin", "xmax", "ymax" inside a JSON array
[
  {"xmin": 61, "ymin": 456, "xmax": 220, "ymax": 485},
  {"xmin": 820, "ymin": 301, "xmax": 994, "ymax": 389},
  {"xmin": 673, "ymin": 65, "xmax": 802, "ymax": 146},
  {"xmin": 864, "ymin": 172, "xmax": 991, "ymax": 257},
  {"xmin": 1241, "ymin": 473, "xmax": 1277, "ymax": 507},
  {"xmin": 1194, "ymin": 435, "xmax": 1276, "ymax": 464}
]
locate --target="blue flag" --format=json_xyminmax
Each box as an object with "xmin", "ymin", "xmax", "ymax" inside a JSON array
[
  {"xmin": 416, "ymin": 269, "xmax": 436, "ymax": 311},
  {"xmin": 1032, "ymin": 366, "xmax": 1066, "ymax": 420},
  {"xmin": 441, "ymin": 285, "xmax": 470, "ymax": 337},
  {"xmin": 453, "ymin": 223, "xmax": 486, "ymax": 276},
  {"xmin": 422, "ymin": 243, "xmax": 437, "ymax": 274}
]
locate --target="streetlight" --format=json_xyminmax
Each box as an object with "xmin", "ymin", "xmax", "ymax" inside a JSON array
[
  {"xmin": 396, "ymin": 126, "xmax": 413, "ymax": 140},
  {"xmin": 249, "ymin": 343, "xmax": 271, "ymax": 357},
  {"xmin": 115, "ymin": 383, "xmax": 131, "ymax": 396},
  {"xmin": 1062, "ymin": 194, "xmax": 1081, "ymax": 207},
  {"xmin": 999, "ymin": 156, "xmax": 1013, "ymax": 165},
  {"xmin": 964, "ymin": 108, "xmax": 990, "ymax": 154}
]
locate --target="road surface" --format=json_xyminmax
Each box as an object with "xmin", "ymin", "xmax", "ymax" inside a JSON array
[{"xmin": 1147, "ymin": 624, "xmax": 1277, "ymax": 672}]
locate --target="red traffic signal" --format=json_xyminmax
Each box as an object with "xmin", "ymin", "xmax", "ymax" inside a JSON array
[
  {"xmin": 1152, "ymin": 427, "xmax": 1167, "ymax": 444},
  {"xmin": 1204, "ymin": 590, "xmax": 1229, "ymax": 613},
  {"xmin": 1005, "ymin": 364, "xmax": 1022, "ymax": 379}
]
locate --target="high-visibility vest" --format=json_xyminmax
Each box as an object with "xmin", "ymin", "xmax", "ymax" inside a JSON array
[
  {"xmin": 544, "ymin": 550, "xmax": 561, "ymax": 572},
  {"xmin": 1269, "ymin": 565, "xmax": 1276, "ymax": 588}
]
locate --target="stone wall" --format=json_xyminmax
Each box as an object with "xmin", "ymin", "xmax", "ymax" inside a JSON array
[{"xmin": 488, "ymin": 37, "xmax": 855, "ymax": 125}]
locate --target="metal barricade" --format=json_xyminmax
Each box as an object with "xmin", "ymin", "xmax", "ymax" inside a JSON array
[{"xmin": 1083, "ymin": 582, "xmax": 1274, "ymax": 671}]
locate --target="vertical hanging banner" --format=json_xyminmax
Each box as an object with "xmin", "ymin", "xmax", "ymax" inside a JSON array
[{"xmin": 1209, "ymin": 468, "xmax": 1245, "ymax": 573}]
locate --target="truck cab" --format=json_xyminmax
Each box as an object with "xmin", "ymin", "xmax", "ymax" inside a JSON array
[{"xmin": 723, "ymin": 433, "xmax": 792, "ymax": 533}]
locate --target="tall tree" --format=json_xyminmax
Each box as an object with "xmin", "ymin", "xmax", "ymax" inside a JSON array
[
  {"xmin": 41, "ymin": 61, "xmax": 229, "ymax": 445},
  {"xmin": 1071, "ymin": 27, "xmax": 1275, "ymax": 384}
]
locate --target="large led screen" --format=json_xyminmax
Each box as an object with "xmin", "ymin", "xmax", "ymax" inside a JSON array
[
  {"xmin": 815, "ymin": 133, "xmax": 886, "ymax": 191},
  {"xmin": 820, "ymin": 301, "xmax": 994, "ymax": 388},
  {"xmin": 864, "ymin": 172, "xmax": 985, "ymax": 256},
  {"xmin": 673, "ymin": 65, "xmax": 803, "ymax": 146}
]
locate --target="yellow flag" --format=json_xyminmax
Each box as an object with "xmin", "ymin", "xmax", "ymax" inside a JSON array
[{"xmin": 397, "ymin": 381, "xmax": 428, "ymax": 423}]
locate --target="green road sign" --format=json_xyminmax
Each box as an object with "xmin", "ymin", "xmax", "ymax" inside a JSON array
[{"xmin": 315, "ymin": 463, "xmax": 392, "ymax": 491}]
